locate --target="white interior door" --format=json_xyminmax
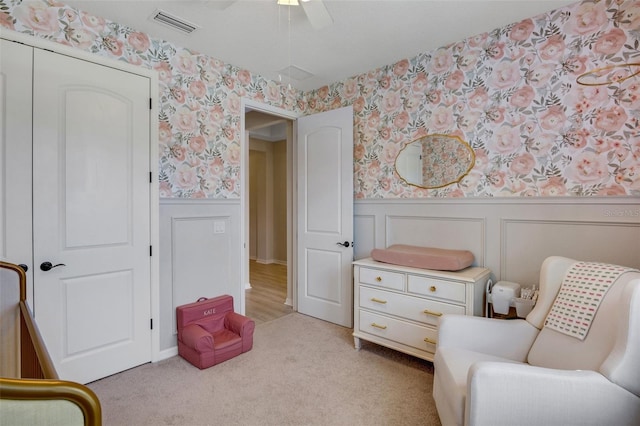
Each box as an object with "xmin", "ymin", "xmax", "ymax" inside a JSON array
[
  {"xmin": 297, "ymin": 106, "xmax": 353, "ymax": 327},
  {"xmin": 32, "ymin": 48, "xmax": 151, "ymax": 384}
]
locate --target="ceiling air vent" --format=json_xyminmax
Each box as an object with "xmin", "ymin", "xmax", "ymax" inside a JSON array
[{"xmin": 150, "ymin": 9, "xmax": 199, "ymax": 34}]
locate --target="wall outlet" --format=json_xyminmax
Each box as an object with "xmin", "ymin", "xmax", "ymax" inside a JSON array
[{"xmin": 213, "ymin": 221, "xmax": 225, "ymax": 234}]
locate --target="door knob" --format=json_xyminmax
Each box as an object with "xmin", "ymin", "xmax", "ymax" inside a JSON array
[
  {"xmin": 336, "ymin": 241, "xmax": 351, "ymax": 248},
  {"xmin": 40, "ymin": 261, "xmax": 66, "ymax": 272}
]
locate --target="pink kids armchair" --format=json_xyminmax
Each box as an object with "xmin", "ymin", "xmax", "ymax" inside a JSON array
[{"xmin": 177, "ymin": 295, "xmax": 255, "ymax": 369}]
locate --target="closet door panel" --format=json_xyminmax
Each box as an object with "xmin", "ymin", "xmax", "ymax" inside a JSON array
[
  {"xmin": 0, "ymin": 40, "xmax": 34, "ymax": 300},
  {"xmin": 32, "ymin": 48, "xmax": 151, "ymax": 384}
]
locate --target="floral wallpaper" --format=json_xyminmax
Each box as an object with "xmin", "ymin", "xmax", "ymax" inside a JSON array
[
  {"xmin": 1, "ymin": 0, "xmax": 304, "ymax": 199},
  {"xmin": 2, "ymin": 0, "xmax": 640, "ymax": 199},
  {"xmin": 305, "ymin": 0, "xmax": 640, "ymax": 198}
]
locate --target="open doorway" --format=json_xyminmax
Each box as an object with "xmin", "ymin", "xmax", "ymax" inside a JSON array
[{"xmin": 244, "ymin": 110, "xmax": 294, "ymax": 325}]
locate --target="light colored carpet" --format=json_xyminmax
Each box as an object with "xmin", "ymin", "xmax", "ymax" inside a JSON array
[{"xmin": 88, "ymin": 313, "xmax": 441, "ymax": 425}]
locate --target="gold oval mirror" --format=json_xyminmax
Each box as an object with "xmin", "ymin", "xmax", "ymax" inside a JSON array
[{"xmin": 395, "ymin": 134, "xmax": 475, "ymax": 189}]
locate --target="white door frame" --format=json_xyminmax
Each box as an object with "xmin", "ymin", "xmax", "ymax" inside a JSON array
[
  {"xmin": 0, "ymin": 28, "xmax": 162, "ymax": 363},
  {"xmin": 240, "ymin": 99, "xmax": 300, "ymax": 315}
]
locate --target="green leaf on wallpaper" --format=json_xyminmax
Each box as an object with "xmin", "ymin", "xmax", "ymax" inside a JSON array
[{"xmin": 545, "ymin": 93, "xmax": 562, "ymax": 106}]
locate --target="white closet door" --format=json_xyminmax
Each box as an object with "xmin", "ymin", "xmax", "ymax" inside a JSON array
[
  {"xmin": 297, "ymin": 106, "xmax": 354, "ymax": 327},
  {"xmin": 0, "ymin": 40, "xmax": 34, "ymax": 295},
  {"xmin": 32, "ymin": 48, "xmax": 151, "ymax": 384}
]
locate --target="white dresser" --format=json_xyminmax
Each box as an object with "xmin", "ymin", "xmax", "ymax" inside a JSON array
[{"xmin": 353, "ymin": 257, "xmax": 491, "ymax": 362}]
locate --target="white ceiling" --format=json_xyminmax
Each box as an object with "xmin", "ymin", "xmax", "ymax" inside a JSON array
[{"xmin": 63, "ymin": 0, "xmax": 577, "ymax": 92}]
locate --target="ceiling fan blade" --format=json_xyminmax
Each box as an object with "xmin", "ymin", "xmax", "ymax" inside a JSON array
[{"xmin": 300, "ymin": 0, "xmax": 333, "ymax": 30}]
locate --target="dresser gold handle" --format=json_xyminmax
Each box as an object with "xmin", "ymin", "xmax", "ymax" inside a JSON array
[
  {"xmin": 424, "ymin": 337, "xmax": 437, "ymax": 345},
  {"xmin": 429, "ymin": 285, "xmax": 437, "ymax": 292},
  {"xmin": 371, "ymin": 298, "xmax": 387, "ymax": 304},
  {"xmin": 423, "ymin": 309, "xmax": 442, "ymax": 317},
  {"xmin": 375, "ymin": 276, "xmax": 382, "ymax": 282},
  {"xmin": 371, "ymin": 323, "xmax": 387, "ymax": 330}
]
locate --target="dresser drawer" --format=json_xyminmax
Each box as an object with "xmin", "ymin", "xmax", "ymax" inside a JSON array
[
  {"xmin": 359, "ymin": 310, "xmax": 438, "ymax": 353},
  {"xmin": 358, "ymin": 267, "xmax": 404, "ymax": 291},
  {"xmin": 408, "ymin": 275, "xmax": 466, "ymax": 304},
  {"xmin": 359, "ymin": 286, "xmax": 466, "ymax": 326}
]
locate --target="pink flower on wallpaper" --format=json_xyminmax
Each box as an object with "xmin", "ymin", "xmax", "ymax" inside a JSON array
[
  {"xmin": 620, "ymin": 79, "xmax": 640, "ymax": 109},
  {"xmin": 172, "ymin": 107, "xmax": 198, "ymax": 133},
  {"xmin": 14, "ymin": 2, "xmax": 59, "ymax": 34},
  {"xmin": 428, "ymin": 106, "xmax": 454, "ymax": 131},
  {"xmin": 492, "ymin": 125, "xmax": 522, "ymax": 154},
  {"xmin": 445, "ymin": 70, "xmax": 465, "ymax": 90},
  {"xmin": 224, "ymin": 143, "xmax": 241, "ymax": 165},
  {"xmin": 468, "ymin": 32, "xmax": 488, "ymax": 48},
  {"xmin": 597, "ymin": 184, "xmax": 627, "ymax": 195},
  {"xmin": 188, "ymin": 136, "xmax": 206, "ymax": 154},
  {"xmin": 189, "ymin": 80, "xmax": 207, "ymax": 98},
  {"xmin": 354, "ymin": 144, "xmax": 366, "ymax": 161},
  {"xmin": 80, "ymin": 11, "xmax": 106, "ymax": 32},
  {"xmin": 457, "ymin": 50, "xmax": 480, "ymax": 72},
  {"xmin": 563, "ymin": 55, "xmax": 588, "ymax": 75},
  {"xmin": 367, "ymin": 111, "xmax": 381, "ymax": 129},
  {"xmin": 172, "ymin": 51, "xmax": 198, "ymax": 75},
  {"xmin": 393, "ymin": 59, "xmax": 410, "ymax": 77},
  {"xmin": 593, "ymin": 137, "xmax": 611, "ymax": 153},
  {"xmin": 618, "ymin": 1, "xmax": 640, "ymax": 30},
  {"xmin": 527, "ymin": 133, "xmax": 556, "ymax": 156},
  {"xmin": 353, "ymin": 97, "xmax": 366, "ymax": 113},
  {"xmin": 539, "ymin": 35, "xmax": 565, "ymax": 61},
  {"xmin": 68, "ymin": 27, "xmax": 96, "ymax": 49},
  {"xmin": 509, "ymin": 19, "xmax": 535, "ymax": 41},
  {"xmin": 594, "ymin": 105, "xmax": 628, "ymax": 132},
  {"xmin": 468, "ymin": 87, "xmax": 489, "ymax": 110},
  {"xmin": 510, "ymin": 85, "xmax": 536, "ymax": 108},
  {"xmin": 379, "ymin": 127, "xmax": 392, "ymax": 140},
  {"xmin": 565, "ymin": 1, "xmax": 607, "ymax": 35},
  {"xmin": 569, "ymin": 152, "xmax": 609, "ymax": 184},
  {"xmin": 527, "ymin": 63, "xmax": 556, "ymax": 88},
  {"xmin": 564, "ymin": 129, "xmax": 589, "ymax": 149},
  {"xmin": 381, "ymin": 144, "xmax": 399, "ymax": 165},
  {"xmin": 491, "ymin": 61, "xmax": 521, "ymax": 89},
  {"xmin": 381, "ymin": 91, "xmax": 402, "ymax": 113},
  {"xmin": 0, "ymin": 12, "xmax": 14, "ymax": 30},
  {"xmin": 343, "ymin": 78, "xmax": 358, "ymax": 100},
  {"xmin": 405, "ymin": 94, "xmax": 424, "ymax": 112},
  {"xmin": 539, "ymin": 106, "xmax": 567, "ymax": 131},
  {"xmin": 569, "ymin": 84, "xmax": 610, "ymax": 113},
  {"xmin": 426, "ymin": 89, "xmax": 442, "ymax": 105},
  {"xmin": 223, "ymin": 93, "xmax": 241, "ymax": 115},
  {"xmin": 127, "ymin": 31, "xmax": 150, "ymax": 52},
  {"xmin": 486, "ymin": 42, "xmax": 505, "ymax": 60},
  {"xmin": 619, "ymin": 165, "xmax": 640, "ymax": 190},
  {"xmin": 538, "ymin": 177, "xmax": 568, "ymax": 196},
  {"xmin": 159, "ymin": 181, "xmax": 172, "ymax": 198},
  {"xmin": 237, "ymin": 69, "xmax": 251, "ymax": 86},
  {"xmin": 457, "ymin": 111, "xmax": 481, "ymax": 131},
  {"xmin": 159, "ymin": 122, "xmax": 172, "ymax": 144},
  {"xmin": 103, "ymin": 36, "xmax": 124, "ymax": 56},
  {"xmin": 485, "ymin": 106, "xmax": 506, "ymax": 124},
  {"xmin": 173, "ymin": 164, "xmax": 199, "ymax": 190},
  {"xmin": 510, "ymin": 152, "xmax": 536, "ymax": 175},
  {"xmin": 208, "ymin": 157, "xmax": 224, "ymax": 177},
  {"xmin": 154, "ymin": 61, "xmax": 172, "ymax": 84},
  {"xmin": 265, "ymin": 81, "xmax": 281, "ymax": 103},
  {"xmin": 431, "ymin": 49, "xmax": 454, "ymax": 74},
  {"xmin": 412, "ymin": 73, "xmax": 429, "ymax": 92},
  {"xmin": 594, "ymin": 28, "xmax": 627, "ymax": 55}
]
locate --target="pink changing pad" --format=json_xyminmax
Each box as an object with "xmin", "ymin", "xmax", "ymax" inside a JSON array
[{"xmin": 370, "ymin": 245, "xmax": 474, "ymax": 271}]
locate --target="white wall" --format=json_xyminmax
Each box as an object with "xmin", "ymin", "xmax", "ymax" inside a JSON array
[
  {"xmin": 159, "ymin": 199, "xmax": 241, "ymax": 354},
  {"xmin": 355, "ymin": 197, "xmax": 640, "ymax": 286}
]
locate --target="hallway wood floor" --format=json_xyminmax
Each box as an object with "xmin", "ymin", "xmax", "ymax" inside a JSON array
[{"xmin": 245, "ymin": 260, "xmax": 293, "ymax": 325}]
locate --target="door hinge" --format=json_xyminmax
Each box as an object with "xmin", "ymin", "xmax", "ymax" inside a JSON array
[
  {"xmin": 149, "ymin": 98, "xmax": 152, "ymax": 110},
  {"xmin": 150, "ymin": 318, "xmax": 153, "ymax": 330},
  {"xmin": 149, "ymin": 172, "xmax": 152, "ymax": 183},
  {"xmin": 150, "ymin": 245, "xmax": 153, "ymax": 256}
]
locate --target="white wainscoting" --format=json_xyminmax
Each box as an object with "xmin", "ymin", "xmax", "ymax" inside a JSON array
[
  {"xmin": 159, "ymin": 198, "xmax": 241, "ymax": 352},
  {"xmin": 355, "ymin": 197, "xmax": 640, "ymax": 287}
]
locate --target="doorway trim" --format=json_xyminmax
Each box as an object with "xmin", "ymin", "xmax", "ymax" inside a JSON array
[
  {"xmin": 0, "ymin": 28, "xmax": 161, "ymax": 363},
  {"xmin": 240, "ymin": 98, "xmax": 300, "ymax": 315}
]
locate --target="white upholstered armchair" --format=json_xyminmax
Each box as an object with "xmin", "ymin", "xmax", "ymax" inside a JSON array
[{"xmin": 433, "ymin": 256, "xmax": 640, "ymax": 426}]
